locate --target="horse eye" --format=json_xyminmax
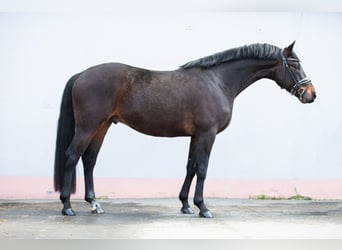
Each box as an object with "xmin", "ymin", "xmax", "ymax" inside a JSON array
[{"xmin": 290, "ymin": 62, "xmax": 300, "ymax": 70}]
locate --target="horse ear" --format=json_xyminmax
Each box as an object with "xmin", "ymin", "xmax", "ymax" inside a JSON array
[{"xmin": 284, "ymin": 41, "xmax": 296, "ymax": 56}]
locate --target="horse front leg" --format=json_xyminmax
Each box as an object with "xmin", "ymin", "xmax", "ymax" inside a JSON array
[
  {"xmin": 194, "ymin": 159, "xmax": 212, "ymax": 218},
  {"xmin": 179, "ymin": 138, "xmax": 197, "ymax": 214},
  {"xmin": 179, "ymin": 132, "xmax": 216, "ymax": 218},
  {"xmin": 193, "ymin": 132, "xmax": 216, "ymax": 218},
  {"xmin": 179, "ymin": 160, "xmax": 196, "ymax": 214}
]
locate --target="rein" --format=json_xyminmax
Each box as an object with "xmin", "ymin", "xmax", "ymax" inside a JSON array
[{"xmin": 280, "ymin": 50, "xmax": 311, "ymax": 99}]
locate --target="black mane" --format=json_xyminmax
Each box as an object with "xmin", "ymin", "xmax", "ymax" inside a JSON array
[{"xmin": 181, "ymin": 43, "xmax": 280, "ymax": 69}]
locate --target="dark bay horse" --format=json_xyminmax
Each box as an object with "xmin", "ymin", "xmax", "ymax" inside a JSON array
[{"xmin": 54, "ymin": 42, "xmax": 316, "ymax": 218}]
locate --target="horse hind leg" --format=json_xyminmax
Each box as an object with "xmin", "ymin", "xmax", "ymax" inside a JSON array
[
  {"xmin": 82, "ymin": 150, "xmax": 105, "ymax": 214},
  {"xmin": 81, "ymin": 122, "xmax": 111, "ymax": 214},
  {"xmin": 60, "ymin": 130, "xmax": 95, "ymax": 216}
]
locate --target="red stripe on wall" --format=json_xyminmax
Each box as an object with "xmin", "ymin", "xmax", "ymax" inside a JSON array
[{"xmin": 1, "ymin": 176, "xmax": 342, "ymax": 199}]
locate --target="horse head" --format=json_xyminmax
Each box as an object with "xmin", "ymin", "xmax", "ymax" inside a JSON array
[{"xmin": 276, "ymin": 41, "xmax": 316, "ymax": 103}]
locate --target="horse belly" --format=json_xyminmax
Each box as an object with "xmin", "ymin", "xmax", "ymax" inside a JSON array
[
  {"xmin": 116, "ymin": 109, "xmax": 192, "ymax": 137},
  {"xmin": 115, "ymin": 94, "xmax": 194, "ymax": 137}
]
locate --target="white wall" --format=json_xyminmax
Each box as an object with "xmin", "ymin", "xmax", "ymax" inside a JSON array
[{"xmin": 1, "ymin": 7, "xmax": 341, "ymax": 180}]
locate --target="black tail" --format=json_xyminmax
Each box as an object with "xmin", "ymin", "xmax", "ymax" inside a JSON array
[{"xmin": 54, "ymin": 73, "xmax": 80, "ymax": 193}]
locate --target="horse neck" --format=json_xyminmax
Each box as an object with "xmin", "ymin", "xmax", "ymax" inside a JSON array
[{"xmin": 212, "ymin": 58, "xmax": 278, "ymax": 98}]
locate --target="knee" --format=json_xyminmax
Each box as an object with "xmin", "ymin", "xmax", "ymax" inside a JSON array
[{"xmin": 196, "ymin": 167, "xmax": 207, "ymax": 181}]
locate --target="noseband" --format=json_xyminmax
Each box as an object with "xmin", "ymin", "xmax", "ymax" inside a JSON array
[{"xmin": 280, "ymin": 50, "xmax": 311, "ymax": 99}]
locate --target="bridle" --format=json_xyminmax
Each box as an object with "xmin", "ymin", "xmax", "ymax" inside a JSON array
[{"xmin": 280, "ymin": 50, "xmax": 311, "ymax": 100}]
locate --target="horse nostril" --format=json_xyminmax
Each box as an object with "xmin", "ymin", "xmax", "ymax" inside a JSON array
[{"xmin": 313, "ymin": 92, "xmax": 317, "ymax": 99}]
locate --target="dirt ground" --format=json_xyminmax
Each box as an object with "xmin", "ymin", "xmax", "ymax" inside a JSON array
[{"xmin": 1, "ymin": 198, "xmax": 342, "ymax": 239}]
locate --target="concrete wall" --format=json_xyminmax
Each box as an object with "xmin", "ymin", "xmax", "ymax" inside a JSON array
[{"xmin": 1, "ymin": 4, "xmax": 341, "ymax": 198}]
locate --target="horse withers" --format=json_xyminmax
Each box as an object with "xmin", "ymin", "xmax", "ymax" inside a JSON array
[{"xmin": 54, "ymin": 42, "xmax": 316, "ymax": 218}]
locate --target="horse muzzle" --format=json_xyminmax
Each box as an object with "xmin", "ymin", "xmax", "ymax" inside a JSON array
[{"xmin": 298, "ymin": 83, "xmax": 316, "ymax": 104}]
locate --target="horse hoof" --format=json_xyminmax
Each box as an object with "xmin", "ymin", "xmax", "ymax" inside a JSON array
[
  {"xmin": 91, "ymin": 201, "xmax": 105, "ymax": 214},
  {"xmin": 92, "ymin": 206, "xmax": 105, "ymax": 214},
  {"xmin": 62, "ymin": 208, "xmax": 76, "ymax": 216},
  {"xmin": 181, "ymin": 207, "xmax": 194, "ymax": 214},
  {"xmin": 199, "ymin": 210, "xmax": 213, "ymax": 218}
]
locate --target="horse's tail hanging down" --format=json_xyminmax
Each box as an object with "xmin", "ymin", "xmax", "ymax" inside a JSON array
[{"xmin": 54, "ymin": 73, "xmax": 80, "ymax": 193}]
